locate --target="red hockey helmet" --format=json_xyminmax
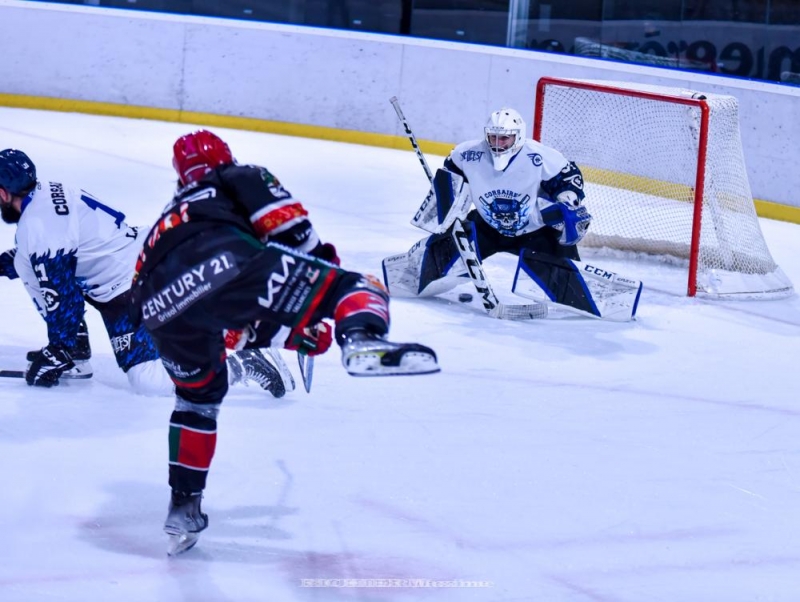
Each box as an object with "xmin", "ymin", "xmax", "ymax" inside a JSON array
[{"xmin": 172, "ymin": 130, "xmax": 233, "ymax": 186}]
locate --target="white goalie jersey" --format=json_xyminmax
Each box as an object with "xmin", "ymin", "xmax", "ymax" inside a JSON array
[
  {"xmin": 445, "ymin": 138, "xmax": 577, "ymax": 237},
  {"xmin": 13, "ymin": 179, "xmax": 142, "ymax": 342}
]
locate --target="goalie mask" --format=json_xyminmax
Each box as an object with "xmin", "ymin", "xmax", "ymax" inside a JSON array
[
  {"xmin": 172, "ymin": 130, "xmax": 234, "ymax": 186},
  {"xmin": 484, "ymin": 108, "xmax": 526, "ymax": 171}
]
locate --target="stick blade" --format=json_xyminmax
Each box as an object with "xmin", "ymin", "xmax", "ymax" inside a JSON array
[{"xmin": 297, "ymin": 353, "xmax": 314, "ymax": 393}]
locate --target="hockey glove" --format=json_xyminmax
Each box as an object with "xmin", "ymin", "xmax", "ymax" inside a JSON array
[
  {"xmin": 26, "ymin": 344, "xmax": 75, "ymax": 387},
  {"xmin": 285, "ymin": 322, "xmax": 333, "ymax": 357},
  {"xmin": 0, "ymin": 248, "xmax": 18, "ymax": 279},
  {"xmin": 541, "ymin": 202, "xmax": 592, "ymax": 246},
  {"xmin": 310, "ymin": 242, "xmax": 340, "ymax": 266}
]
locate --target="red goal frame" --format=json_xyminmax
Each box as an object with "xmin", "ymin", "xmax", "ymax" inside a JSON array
[{"xmin": 533, "ymin": 77, "xmax": 711, "ymax": 296}]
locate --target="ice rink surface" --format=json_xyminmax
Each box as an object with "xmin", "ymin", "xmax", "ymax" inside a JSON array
[{"xmin": 1, "ymin": 108, "xmax": 799, "ymax": 602}]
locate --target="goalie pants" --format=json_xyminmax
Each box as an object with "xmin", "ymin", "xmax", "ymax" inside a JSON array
[
  {"xmin": 417, "ymin": 212, "xmax": 582, "ymax": 294},
  {"xmin": 135, "ymin": 225, "xmax": 389, "ymax": 493},
  {"xmin": 467, "ymin": 209, "xmax": 581, "ymax": 262}
]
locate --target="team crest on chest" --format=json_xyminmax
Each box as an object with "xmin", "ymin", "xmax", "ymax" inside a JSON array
[{"xmin": 478, "ymin": 192, "xmax": 531, "ymax": 236}]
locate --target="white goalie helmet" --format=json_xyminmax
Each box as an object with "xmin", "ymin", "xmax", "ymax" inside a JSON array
[{"xmin": 484, "ymin": 108, "xmax": 526, "ymax": 171}]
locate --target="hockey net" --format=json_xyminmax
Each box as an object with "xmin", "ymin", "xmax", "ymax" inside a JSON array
[{"xmin": 534, "ymin": 77, "xmax": 793, "ymax": 299}]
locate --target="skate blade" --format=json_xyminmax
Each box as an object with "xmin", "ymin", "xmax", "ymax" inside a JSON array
[
  {"xmin": 264, "ymin": 347, "xmax": 296, "ymax": 393},
  {"xmin": 63, "ymin": 361, "xmax": 93, "ymax": 379},
  {"xmin": 345, "ymin": 351, "xmax": 440, "ymax": 376},
  {"xmin": 166, "ymin": 531, "xmax": 200, "ymax": 556}
]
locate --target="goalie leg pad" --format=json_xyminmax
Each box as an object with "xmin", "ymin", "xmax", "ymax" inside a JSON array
[
  {"xmin": 512, "ymin": 250, "xmax": 642, "ymax": 321},
  {"xmin": 382, "ymin": 227, "xmax": 467, "ymax": 298}
]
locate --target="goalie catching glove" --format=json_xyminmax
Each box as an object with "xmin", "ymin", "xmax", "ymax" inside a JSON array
[
  {"xmin": 26, "ymin": 344, "xmax": 75, "ymax": 387},
  {"xmin": 285, "ymin": 322, "xmax": 333, "ymax": 357},
  {"xmin": 540, "ymin": 192, "xmax": 592, "ymax": 246}
]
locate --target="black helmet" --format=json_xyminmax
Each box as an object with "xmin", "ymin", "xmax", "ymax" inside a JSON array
[{"xmin": 0, "ymin": 149, "xmax": 36, "ymax": 195}]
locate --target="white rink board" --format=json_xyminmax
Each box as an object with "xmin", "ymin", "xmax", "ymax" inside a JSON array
[{"xmin": 0, "ymin": 0, "xmax": 798, "ymax": 207}]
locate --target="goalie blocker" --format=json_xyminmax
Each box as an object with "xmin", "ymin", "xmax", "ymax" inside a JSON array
[
  {"xmin": 411, "ymin": 168, "xmax": 472, "ymax": 234},
  {"xmin": 512, "ymin": 250, "xmax": 643, "ymax": 322}
]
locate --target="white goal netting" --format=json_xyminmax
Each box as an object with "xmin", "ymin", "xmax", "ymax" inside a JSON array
[{"xmin": 535, "ymin": 77, "xmax": 793, "ymax": 299}]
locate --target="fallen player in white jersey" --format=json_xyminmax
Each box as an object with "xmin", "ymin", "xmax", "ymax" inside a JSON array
[{"xmin": 0, "ymin": 148, "xmax": 290, "ymax": 394}]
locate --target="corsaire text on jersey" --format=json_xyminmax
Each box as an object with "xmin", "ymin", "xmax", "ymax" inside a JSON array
[
  {"xmin": 49, "ymin": 182, "xmax": 69, "ymax": 215},
  {"xmin": 141, "ymin": 252, "xmax": 240, "ymax": 329}
]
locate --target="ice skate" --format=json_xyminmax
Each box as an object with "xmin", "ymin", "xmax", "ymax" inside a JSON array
[
  {"xmin": 60, "ymin": 360, "xmax": 93, "ymax": 379},
  {"xmin": 164, "ymin": 491, "xmax": 208, "ymax": 556},
  {"xmin": 227, "ymin": 349, "xmax": 286, "ymax": 398},
  {"xmin": 340, "ymin": 329, "xmax": 440, "ymax": 376},
  {"xmin": 26, "ymin": 319, "xmax": 94, "ymax": 380}
]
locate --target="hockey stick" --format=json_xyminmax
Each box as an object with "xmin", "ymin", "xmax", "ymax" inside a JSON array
[
  {"xmin": 297, "ymin": 353, "xmax": 313, "ymax": 393},
  {"xmin": 0, "ymin": 369, "xmax": 92, "ymax": 380},
  {"xmin": 452, "ymin": 219, "xmax": 547, "ymax": 321},
  {"xmin": 391, "ymin": 97, "xmax": 471, "ymax": 234},
  {"xmin": 390, "ymin": 96, "xmax": 445, "ymax": 233},
  {"xmin": 390, "ymin": 96, "xmax": 434, "ymax": 182}
]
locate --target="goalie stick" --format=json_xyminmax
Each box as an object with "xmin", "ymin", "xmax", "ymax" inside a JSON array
[
  {"xmin": 390, "ymin": 97, "xmax": 470, "ymax": 234},
  {"xmin": 390, "ymin": 96, "xmax": 434, "ymax": 183},
  {"xmin": 451, "ymin": 219, "xmax": 548, "ymax": 321}
]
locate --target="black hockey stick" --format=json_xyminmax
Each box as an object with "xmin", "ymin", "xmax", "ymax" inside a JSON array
[
  {"xmin": 390, "ymin": 96, "xmax": 434, "ymax": 182},
  {"xmin": 451, "ymin": 219, "xmax": 547, "ymax": 321},
  {"xmin": 0, "ymin": 369, "xmax": 92, "ymax": 380}
]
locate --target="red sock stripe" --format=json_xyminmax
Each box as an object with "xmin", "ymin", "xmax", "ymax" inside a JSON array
[
  {"xmin": 333, "ymin": 290, "xmax": 390, "ymax": 323},
  {"xmin": 171, "ymin": 424, "xmax": 217, "ymax": 471}
]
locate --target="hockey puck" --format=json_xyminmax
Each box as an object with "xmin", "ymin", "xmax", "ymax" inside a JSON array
[{"xmin": 458, "ymin": 293, "xmax": 473, "ymax": 303}]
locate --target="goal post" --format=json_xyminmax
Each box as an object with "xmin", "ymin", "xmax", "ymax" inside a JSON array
[{"xmin": 533, "ymin": 76, "xmax": 793, "ymax": 299}]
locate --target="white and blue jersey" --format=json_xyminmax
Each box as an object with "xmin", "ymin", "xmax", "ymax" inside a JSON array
[
  {"xmin": 445, "ymin": 138, "xmax": 583, "ymax": 237},
  {"xmin": 13, "ymin": 178, "xmax": 142, "ymax": 349}
]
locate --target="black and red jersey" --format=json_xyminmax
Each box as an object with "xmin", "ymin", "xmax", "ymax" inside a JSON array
[{"xmin": 134, "ymin": 163, "xmax": 319, "ymax": 282}]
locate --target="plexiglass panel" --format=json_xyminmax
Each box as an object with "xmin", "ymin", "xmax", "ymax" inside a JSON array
[{"xmin": 22, "ymin": 0, "xmax": 800, "ymax": 85}]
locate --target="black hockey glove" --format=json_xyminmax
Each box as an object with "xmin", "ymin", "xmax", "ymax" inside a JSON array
[
  {"xmin": 26, "ymin": 344, "xmax": 75, "ymax": 388},
  {"xmin": 310, "ymin": 242, "xmax": 340, "ymax": 266},
  {"xmin": 0, "ymin": 248, "xmax": 18, "ymax": 279}
]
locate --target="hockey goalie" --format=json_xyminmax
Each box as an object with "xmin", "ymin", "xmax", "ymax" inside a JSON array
[{"xmin": 382, "ymin": 107, "xmax": 642, "ymax": 322}]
